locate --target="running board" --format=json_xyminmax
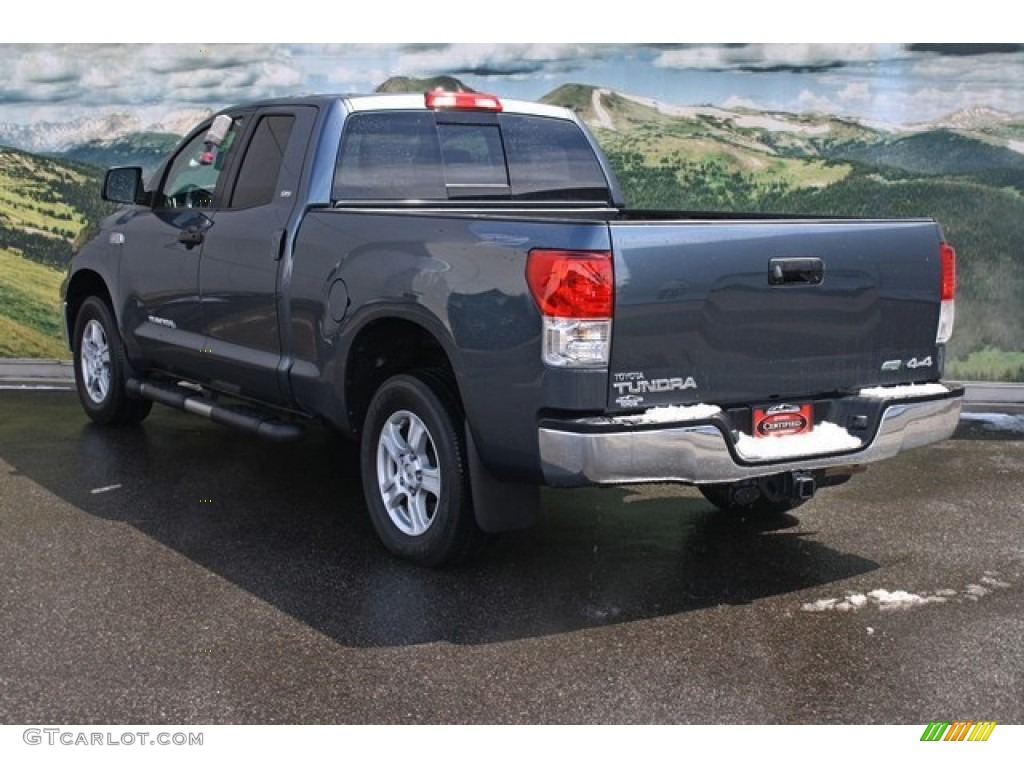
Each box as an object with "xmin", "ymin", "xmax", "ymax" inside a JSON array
[{"xmin": 126, "ymin": 379, "xmax": 303, "ymax": 441}]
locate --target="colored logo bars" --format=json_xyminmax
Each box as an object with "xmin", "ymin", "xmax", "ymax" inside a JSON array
[{"xmin": 920, "ymin": 721, "xmax": 997, "ymax": 742}]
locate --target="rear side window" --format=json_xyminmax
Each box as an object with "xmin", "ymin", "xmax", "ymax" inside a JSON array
[
  {"xmin": 501, "ymin": 115, "xmax": 609, "ymax": 200},
  {"xmin": 334, "ymin": 111, "xmax": 610, "ymax": 202},
  {"xmin": 334, "ymin": 113, "xmax": 445, "ymax": 200},
  {"xmin": 230, "ymin": 115, "xmax": 296, "ymax": 208}
]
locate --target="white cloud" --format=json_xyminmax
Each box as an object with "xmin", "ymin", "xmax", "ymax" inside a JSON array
[
  {"xmin": 838, "ymin": 81, "xmax": 871, "ymax": 102},
  {"xmin": 392, "ymin": 43, "xmax": 599, "ymax": 77},
  {"xmin": 795, "ymin": 89, "xmax": 843, "ymax": 115},
  {"xmin": 1, "ymin": 43, "xmax": 1023, "ymax": 130},
  {"xmin": 654, "ymin": 44, "xmax": 908, "ymax": 72}
]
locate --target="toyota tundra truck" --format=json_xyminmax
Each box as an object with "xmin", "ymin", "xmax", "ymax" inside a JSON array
[{"xmin": 61, "ymin": 91, "xmax": 964, "ymax": 565}]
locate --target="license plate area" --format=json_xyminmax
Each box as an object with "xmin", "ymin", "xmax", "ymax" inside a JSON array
[{"xmin": 752, "ymin": 403, "xmax": 814, "ymax": 438}]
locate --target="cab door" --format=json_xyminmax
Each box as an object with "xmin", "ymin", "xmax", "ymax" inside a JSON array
[
  {"xmin": 196, "ymin": 107, "xmax": 317, "ymax": 404},
  {"xmin": 117, "ymin": 114, "xmax": 245, "ymax": 377}
]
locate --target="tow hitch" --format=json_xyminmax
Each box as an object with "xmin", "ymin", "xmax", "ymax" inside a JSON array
[
  {"xmin": 759, "ymin": 471, "xmax": 817, "ymax": 505},
  {"xmin": 698, "ymin": 469, "xmax": 853, "ymax": 515}
]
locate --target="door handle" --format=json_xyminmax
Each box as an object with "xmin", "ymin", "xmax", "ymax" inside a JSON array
[
  {"xmin": 178, "ymin": 227, "xmax": 204, "ymax": 248},
  {"xmin": 769, "ymin": 257, "xmax": 824, "ymax": 286},
  {"xmin": 270, "ymin": 228, "xmax": 286, "ymax": 261}
]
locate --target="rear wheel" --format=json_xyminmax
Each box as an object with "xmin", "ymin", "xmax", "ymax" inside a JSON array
[
  {"xmin": 72, "ymin": 296, "xmax": 152, "ymax": 426},
  {"xmin": 360, "ymin": 370, "xmax": 484, "ymax": 566}
]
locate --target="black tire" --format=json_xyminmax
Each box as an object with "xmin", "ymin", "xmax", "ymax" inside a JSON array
[
  {"xmin": 72, "ymin": 296, "xmax": 152, "ymax": 426},
  {"xmin": 699, "ymin": 476, "xmax": 806, "ymax": 516},
  {"xmin": 359, "ymin": 370, "xmax": 483, "ymax": 566}
]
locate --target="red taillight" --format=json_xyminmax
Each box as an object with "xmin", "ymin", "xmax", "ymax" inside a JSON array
[
  {"xmin": 937, "ymin": 241, "xmax": 956, "ymax": 344},
  {"xmin": 940, "ymin": 242, "xmax": 956, "ymax": 300},
  {"xmin": 526, "ymin": 249, "xmax": 613, "ymax": 319},
  {"xmin": 424, "ymin": 91, "xmax": 503, "ymax": 111}
]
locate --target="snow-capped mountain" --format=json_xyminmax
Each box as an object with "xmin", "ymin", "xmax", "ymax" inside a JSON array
[{"xmin": 0, "ymin": 110, "xmax": 209, "ymax": 153}]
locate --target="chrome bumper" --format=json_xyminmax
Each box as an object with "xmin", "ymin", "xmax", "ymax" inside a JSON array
[{"xmin": 538, "ymin": 391, "xmax": 963, "ymax": 487}]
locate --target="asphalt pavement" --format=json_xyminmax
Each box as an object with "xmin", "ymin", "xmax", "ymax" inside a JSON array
[{"xmin": 0, "ymin": 370, "xmax": 1021, "ymax": 724}]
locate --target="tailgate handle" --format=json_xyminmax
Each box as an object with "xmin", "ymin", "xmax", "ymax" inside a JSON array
[{"xmin": 769, "ymin": 257, "xmax": 823, "ymax": 286}]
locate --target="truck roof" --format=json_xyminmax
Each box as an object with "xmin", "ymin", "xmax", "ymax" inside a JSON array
[{"xmin": 219, "ymin": 92, "xmax": 577, "ymax": 121}]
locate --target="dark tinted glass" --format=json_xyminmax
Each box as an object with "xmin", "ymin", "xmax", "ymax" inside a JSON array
[
  {"xmin": 333, "ymin": 111, "xmax": 610, "ymax": 202},
  {"xmin": 501, "ymin": 114, "xmax": 609, "ymax": 200},
  {"xmin": 334, "ymin": 113, "xmax": 445, "ymax": 200},
  {"xmin": 438, "ymin": 123, "xmax": 508, "ymax": 188},
  {"xmin": 231, "ymin": 115, "xmax": 295, "ymax": 208}
]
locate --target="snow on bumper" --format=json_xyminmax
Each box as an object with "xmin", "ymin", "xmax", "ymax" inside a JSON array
[{"xmin": 538, "ymin": 385, "xmax": 963, "ymax": 487}]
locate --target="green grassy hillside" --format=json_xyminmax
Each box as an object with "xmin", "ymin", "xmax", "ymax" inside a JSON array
[
  {"xmin": 375, "ymin": 75, "xmax": 475, "ymax": 93},
  {"xmin": 825, "ymin": 130, "xmax": 1024, "ymax": 176},
  {"xmin": 0, "ymin": 146, "xmax": 111, "ymax": 359},
  {"xmin": 0, "ymin": 247, "xmax": 67, "ymax": 358},
  {"xmin": 0, "ymin": 146, "xmax": 111, "ymax": 268}
]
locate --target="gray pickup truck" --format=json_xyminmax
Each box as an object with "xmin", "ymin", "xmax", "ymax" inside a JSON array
[{"xmin": 62, "ymin": 91, "xmax": 963, "ymax": 565}]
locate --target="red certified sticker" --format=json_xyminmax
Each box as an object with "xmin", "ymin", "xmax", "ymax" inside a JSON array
[{"xmin": 753, "ymin": 404, "xmax": 813, "ymax": 438}]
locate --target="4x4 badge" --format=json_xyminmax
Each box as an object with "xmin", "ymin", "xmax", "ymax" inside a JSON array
[{"xmin": 881, "ymin": 356, "xmax": 933, "ymax": 372}]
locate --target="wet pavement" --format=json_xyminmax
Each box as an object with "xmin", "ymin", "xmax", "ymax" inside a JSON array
[{"xmin": 0, "ymin": 389, "xmax": 1021, "ymax": 723}]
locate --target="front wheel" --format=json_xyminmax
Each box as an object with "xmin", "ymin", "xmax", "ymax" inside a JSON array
[
  {"xmin": 359, "ymin": 371, "xmax": 483, "ymax": 566},
  {"xmin": 72, "ymin": 296, "xmax": 152, "ymax": 426}
]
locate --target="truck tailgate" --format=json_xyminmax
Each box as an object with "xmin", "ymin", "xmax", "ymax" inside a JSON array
[{"xmin": 607, "ymin": 218, "xmax": 945, "ymax": 410}]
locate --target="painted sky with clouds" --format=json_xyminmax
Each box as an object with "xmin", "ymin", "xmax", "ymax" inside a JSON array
[{"xmin": 1, "ymin": 43, "xmax": 1022, "ymax": 128}]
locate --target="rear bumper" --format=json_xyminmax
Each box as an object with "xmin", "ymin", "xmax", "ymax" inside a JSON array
[{"xmin": 538, "ymin": 387, "xmax": 963, "ymax": 487}]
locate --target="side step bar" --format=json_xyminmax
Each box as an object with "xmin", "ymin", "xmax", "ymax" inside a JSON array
[{"xmin": 126, "ymin": 379, "xmax": 303, "ymax": 441}]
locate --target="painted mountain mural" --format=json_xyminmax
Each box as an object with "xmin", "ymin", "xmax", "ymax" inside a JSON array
[{"xmin": 2, "ymin": 45, "xmax": 1023, "ymax": 380}]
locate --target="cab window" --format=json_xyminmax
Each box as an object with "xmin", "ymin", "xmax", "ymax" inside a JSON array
[{"xmin": 157, "ymin": 117, "xmax": 241, "ymax": 209}]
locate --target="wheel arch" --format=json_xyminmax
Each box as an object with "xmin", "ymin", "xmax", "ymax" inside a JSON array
[
  {"xmin": 343, "ymin": 313, "xmax": 462, "ymax": 440},
  {"xmin": 64, "ymin": 269, "xmax": 114, "ymax": 351},
  {"xmin": 341, "ymin": 310, "xmax": 540, "ymax": 536}
]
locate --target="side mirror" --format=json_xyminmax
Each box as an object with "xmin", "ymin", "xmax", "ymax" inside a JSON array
[{"xmin": 102, "ymin": 167, "xmax": 144, "ymax": 204}]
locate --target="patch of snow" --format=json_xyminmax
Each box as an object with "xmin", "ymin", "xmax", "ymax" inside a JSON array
[
  {"xmin": 801, "ymin": 598, "xmax": 839, "ymax": 613},
  {"xmin": 735, "ymin": 421, "xmax": 861, "ymax": 460},
  {"xmin": 1009, "ymin": 140, "xmax": 1024, "ymax": 155},
  {"xmin": 868, "ymin": 589, "xmax": 948, "ymax": 611},
  {"xmin": 800, "ymin": 572, "xmax": 1012, "ymax": 613},
  {"xmin": 632, "ymin": 404, "xmax": 721, "ymax": 424},
  {"xmin": 981, "ymin": 575, "xmax": 1011, "ymax": 588},
  {"xmin": 859, "ymin": 383, "xmax": 950, "ymax": 399}
]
